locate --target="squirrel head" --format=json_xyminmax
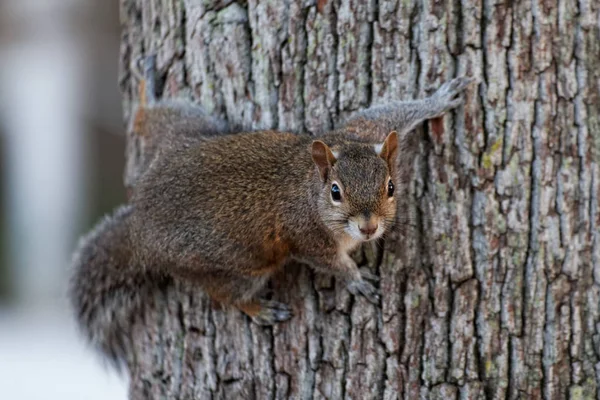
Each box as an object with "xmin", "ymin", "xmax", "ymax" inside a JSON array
[{"xmin": 311, "ymin": 131, "xmax": 399, "ymax": 242}]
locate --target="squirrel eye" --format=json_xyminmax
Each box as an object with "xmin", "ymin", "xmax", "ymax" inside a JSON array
[
  {"xmin": 387, "ymin": 179, "xmax": 395, "ymax": 197},
  {"xmin": 331, "ymin": 183, "xmax": 342, "ymax": 202}
]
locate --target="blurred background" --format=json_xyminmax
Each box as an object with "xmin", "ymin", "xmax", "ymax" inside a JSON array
[{"xmin": 0, "ymin": 0, "xmax": 128, "ymax": 398}]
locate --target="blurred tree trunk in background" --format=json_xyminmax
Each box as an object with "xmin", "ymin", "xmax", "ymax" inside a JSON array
[{"xmin": 119, "ymin": 0, "xmax": 600, "ymax": 398}]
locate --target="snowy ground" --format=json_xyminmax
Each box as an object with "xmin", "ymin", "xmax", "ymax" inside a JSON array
[{"xmin": 0, "ymin": 307, "xmax": 127, "ymax": 400}]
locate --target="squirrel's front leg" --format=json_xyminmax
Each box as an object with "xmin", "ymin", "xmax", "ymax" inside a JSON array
[
  {"xmin": 302, "ymin": 253, "xmax": 380, "ymax": 304},
  {"xmin": 336, "ymin": 253, "xmax": 380, "ymax": 304}
]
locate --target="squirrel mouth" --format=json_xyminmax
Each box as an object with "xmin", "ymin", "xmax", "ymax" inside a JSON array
[
  {"xmin": 361, "ymin": 229, "xmax": 382, "ymax": 242},
  {"xmin": 345, "ymin": 221, "xmax": 383, "ymax": 242}
]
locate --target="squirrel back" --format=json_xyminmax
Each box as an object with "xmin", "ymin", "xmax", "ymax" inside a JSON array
[{"xmin": 129, "ymin": 130, "xmax": 315, "ymax": 274}]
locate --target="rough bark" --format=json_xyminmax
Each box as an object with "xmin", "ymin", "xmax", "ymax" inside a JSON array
[{"xmin": 118, "ymin": 0, "xmax": 600, "ymax": 399}]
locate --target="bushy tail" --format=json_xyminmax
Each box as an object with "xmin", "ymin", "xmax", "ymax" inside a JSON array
[{"xmin": 69, "ymin": 205, "xmax": 164, "ymax": 370}]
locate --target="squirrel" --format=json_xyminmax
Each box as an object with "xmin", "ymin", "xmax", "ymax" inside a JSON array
[{"xmin": 70, "ymin": 55, "xmax": 475, "ymax": 369}]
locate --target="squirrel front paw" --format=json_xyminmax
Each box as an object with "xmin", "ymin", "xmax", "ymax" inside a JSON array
[
  {"xmin": 346, "ymin": 277, "xmax": 380, "ymax": 304},
  {"xmin": 250, "ymin": 300, "xmax": 293, "ymax": 326},
  {"xmin": 358, "ymin": 266, "xmax": 380, "ymax": 282},
  {"xmin": 432, "ymin": 76, "xmax": 476, "ymax": 115}
]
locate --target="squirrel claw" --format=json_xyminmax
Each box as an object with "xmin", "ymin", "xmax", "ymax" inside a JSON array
[
  {"xmin": 433, "ymin": 76, "xmax": 477, "ymax": 114},
  {"xmin": 251, "ymin": 300, "xmax": 293, "ymax": 326},
  {"xmin": 441, "ymin": 76, "xmax": 476, "ymax": 94},
  {"xmin": 346, "ymin": 279, "xmax": 380, "ymax": 304},
  {"xmin": 359, "ymin": 267, "xmax": 380, "ymax": 282}
]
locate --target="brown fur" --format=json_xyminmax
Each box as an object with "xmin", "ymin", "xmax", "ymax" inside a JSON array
[
  {"xmin": 69, "ymin": 205, "xmax": 170, "ymax": 370},
  {"xmin": 128, "ymin": 129, "xmax": 398, "ymax": 311},
  {"xmin": 69, "ymin": 58, "xmax": 475, "ymax": 369}
]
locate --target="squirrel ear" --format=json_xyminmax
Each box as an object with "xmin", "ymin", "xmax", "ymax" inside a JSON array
[
  {"xmin": 377, "ymin": 131, "xmax": 399, "ymax": 168},
  {"xmin": 311, "ymin": 140, "xmax": 337, "ymax": 180}
]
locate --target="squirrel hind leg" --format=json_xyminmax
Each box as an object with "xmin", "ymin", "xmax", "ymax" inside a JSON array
[
  {"xmin": 237, "ymin": 299, "xmax": 293, "ymax": 326},
  {"xmin": 203, "ymin": 274, "xmax": 293, "ymax": 325}
]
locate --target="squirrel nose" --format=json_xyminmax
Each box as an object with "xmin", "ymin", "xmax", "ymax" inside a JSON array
[{"xmin": 359, "ymin": 222, "xmax": 378, "ymax": 236}]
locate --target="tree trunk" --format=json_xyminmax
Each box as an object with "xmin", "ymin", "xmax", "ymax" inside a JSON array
[{"xmin": 118, "ymin": 0, "xmax": 600, "ymax": 399}]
